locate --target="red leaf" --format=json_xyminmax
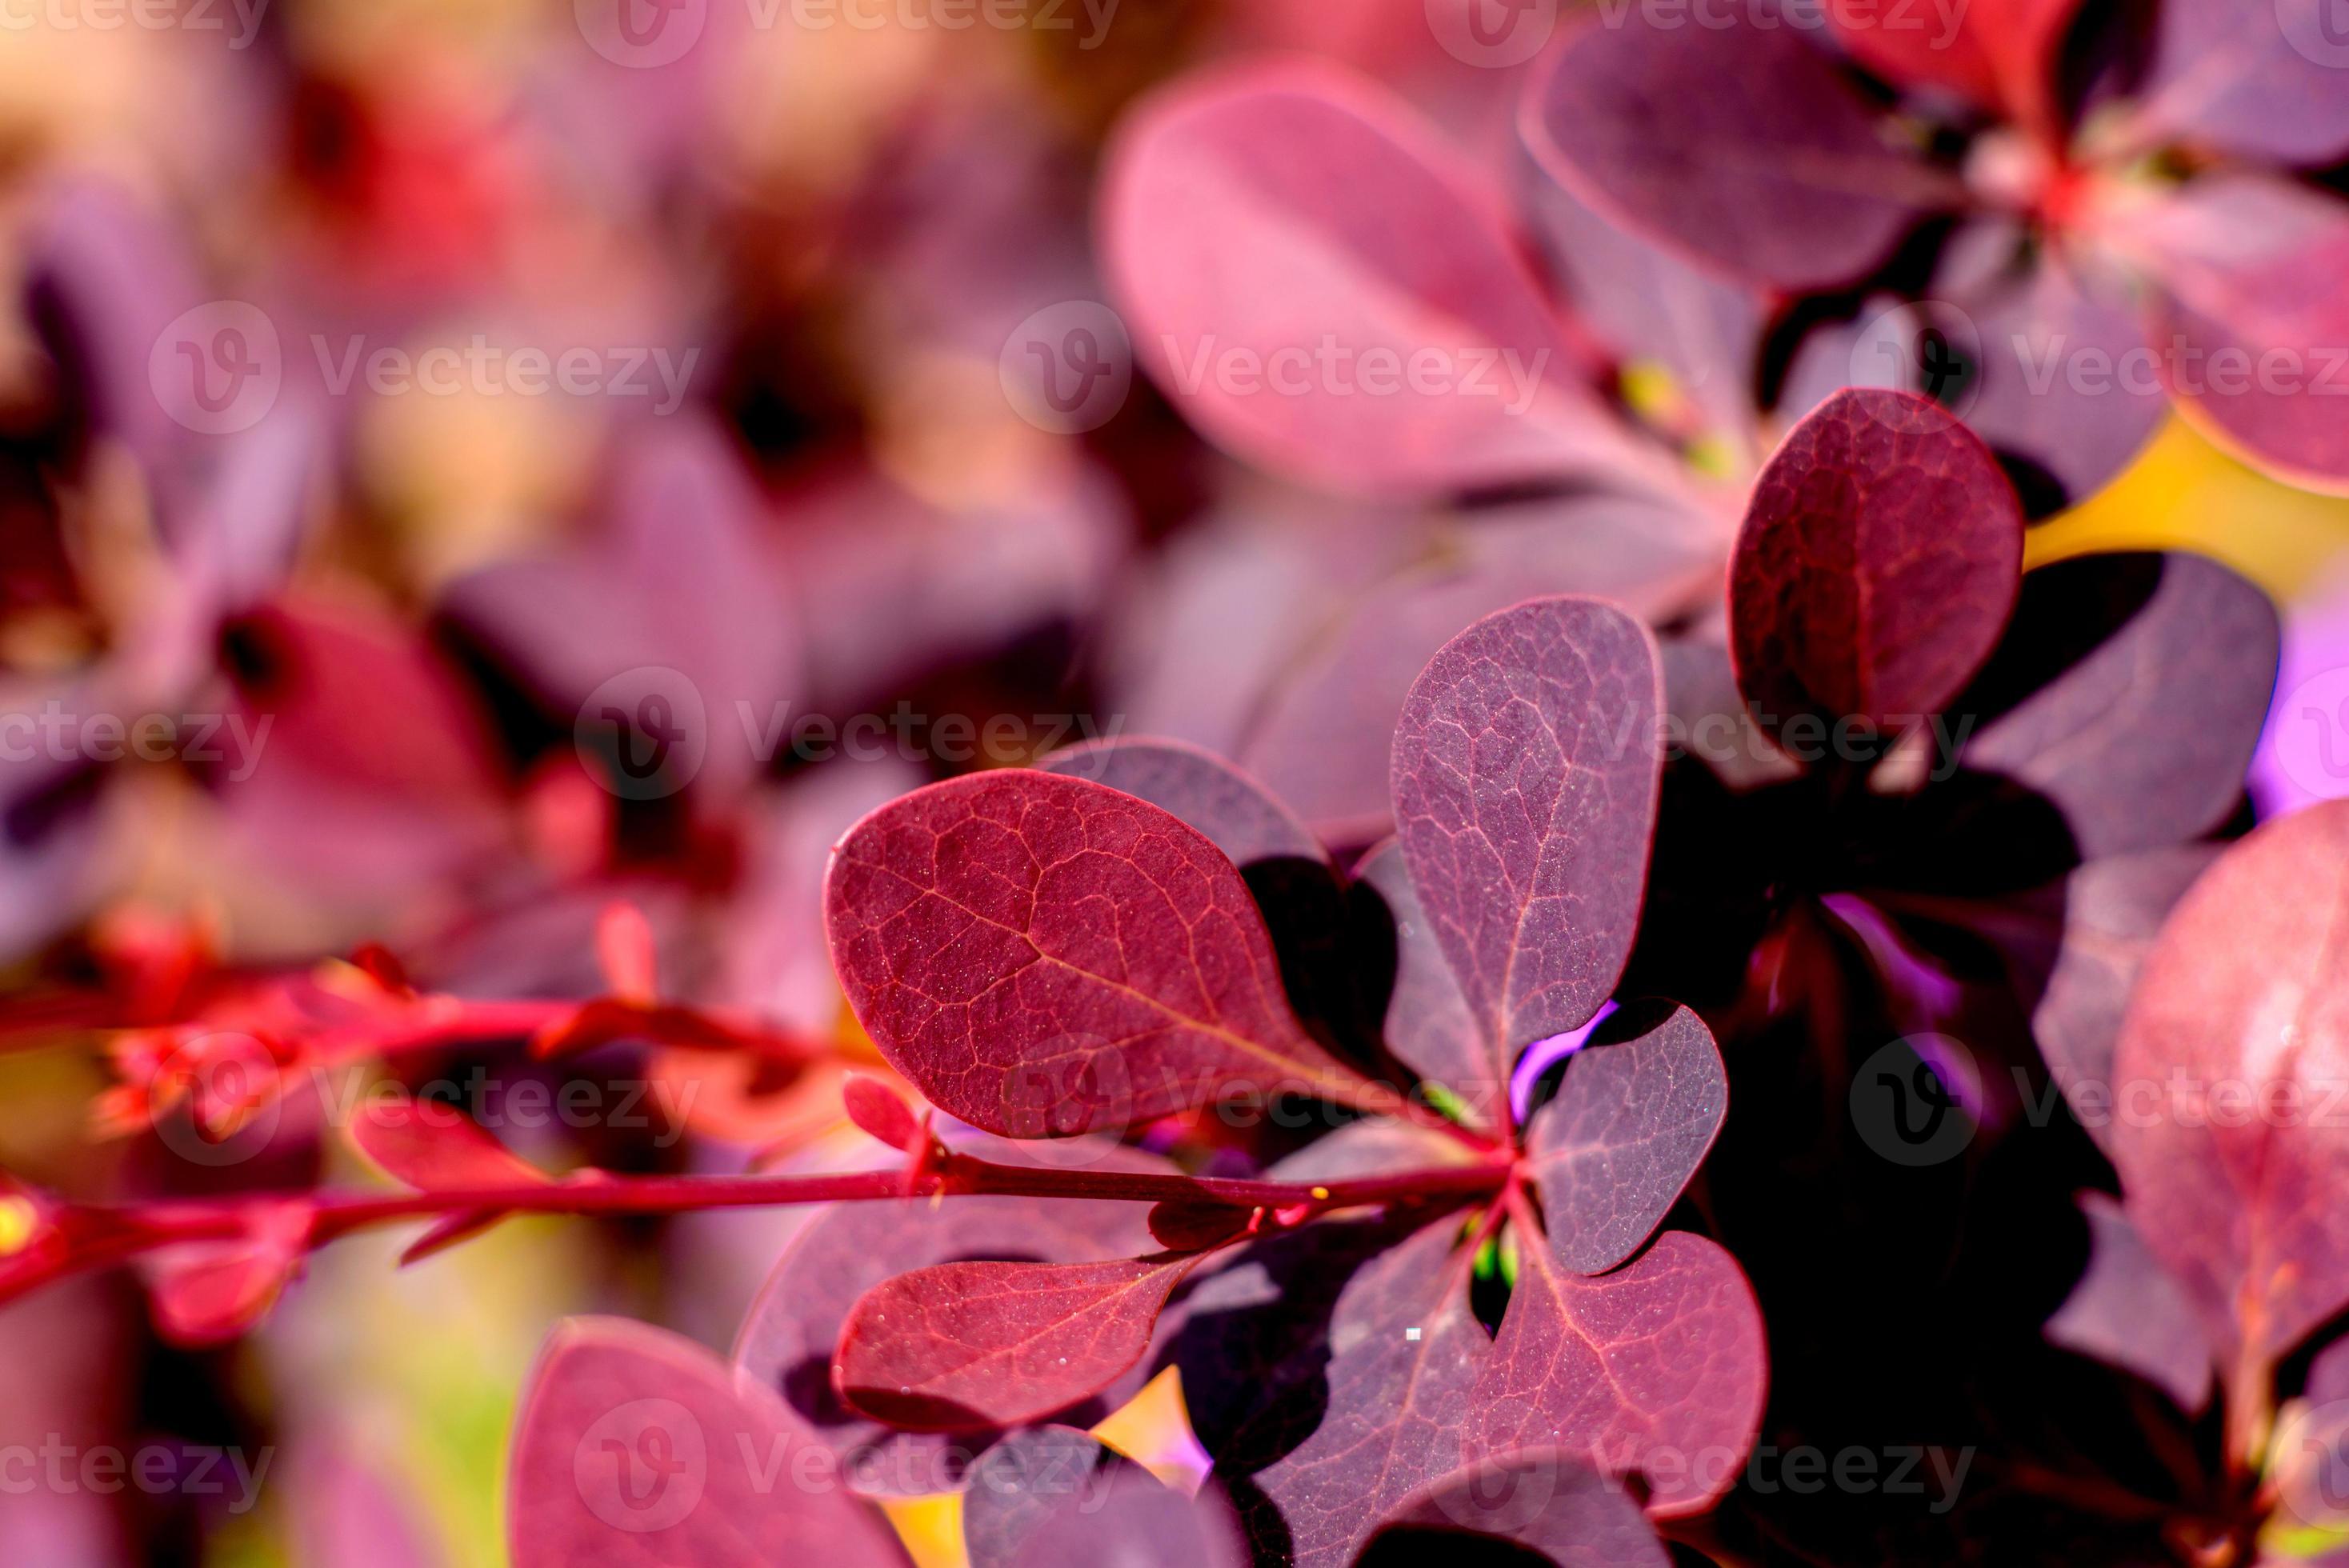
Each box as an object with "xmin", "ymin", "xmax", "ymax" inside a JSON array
[
  {"xmin": 2046, "ymin": 1192, "xmax": 2214, "ymax": 1414},
  {"xmin": 962, "ymin": 1427, "xmax": 1247, "ymax": 1568},
  {"xmin": 1728, "ymin": 388, "xmax": 2023, "ymax": 736},
  {"xmin": 1355, "ymin": 841, "xmax": 1496, "ymax": 1126},
  {"xmin": 1364, "ymin": 1450, "xmax": 1668, "ymax": 1567},
  {"xmin": 1471, "ymin": 1230, "xmax": 1767, "ymax": 1517},
  {"xmin": 1524, "ymin": 1003, "xmax": 1727, "ymax": 1274},
  {"xmin": 1524, "ymin": 9, "xmax": 1947, "ymax": 291},
  {"xmin": 823, "ymin": 770, "xmax": 1369, "ymax": 1138},
  {"xmin": 1148, "ymin": 1200, "xmax": 1255, "ymax": 1254},
  {"xmin": 834, "ymin": 1253, "xmax": 1210, "ymax": 1433},
  {"xmin": 596, "ymin": 902, "xmax": 659, "ymax": 1006},
  {"xmin": 1390, "ymin": 597, "xmax": 1666, "ymax": 1083},
  {"xmin": 2106, "ymin": 175, "xmax": 2349, "ymax": 491},
  {"xmin": 1038, "ymin": 738, "xmax": 1325, "ymax": 870},
  {"xmin": 841, "ymin": 1074, "xmax": 922, "ymax": 1154},
  {"xmin": 2110, "ymin": 802, "xmax": 2349, "ymax": 1407},
  {"xmin": 348, "ymin": 1086, "xmax": 553, "ymax": 1266},
  {"xmin": 2123, "ymin": 0, "xmax": 2349, "ymax": 165},
  {"xmin": 507, "ymin": 1316, "xmax": 906, "ymax": 1567},
  {"xmin": 142, "ymin": 1201, "xmax": 313, "ymax": 1347},
  {"xmin": 1098, "ymin": 61, "xmax": 1648, "ymax": 497},
  {"xmin": 1827, "ymin": 0, "xmax": 2083, "ymax": 139}
]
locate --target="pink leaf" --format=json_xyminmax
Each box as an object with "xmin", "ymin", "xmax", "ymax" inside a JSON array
[
  {"xmin": 1098, "ymin": 61, "xmax": 1643, "ymax": 496},
  {"xmin": 2125, "ymin": 0, "xmax": 2349, "ymax": 165},
  {"xmin": 2110, "ymin": 802, "xmax": 2349, "ymax": 1406},
  {"xmin": 840, "ymin": 1075, "xmax": 922, "ymax": 1154},
  {"xmin": 507, "ymin": 1317, "xmax": 906, "ymax": 1567},
  {"xmin": 823, "ymin": 770, "xmax": 1368, "ymax": 1137},
  {"xmin": 1390, "ymin": 597, "xmax": 1666, "ymax": 1082},
  {"xmin": 834, "ymin": 1253, "xmax": 1210, "ymax": 1433},
  {"xmin": 1364, "ymin": 1449, "xmax": 1668, "ymax": 1566},
  {"xmin": 2046, "ymin": 1192, "xmax": 2215, "ymax": 1414},
  {"xmin": 1525, "ymin": 9, "xmax": 1947, "ymax": 290},
  {"xmin": 1524, "ymin": 1003, "xmax": 1727, "ymax": 1274},
  {"xmin": 1728, "ymin": 388, "xmax": 2023, "ymax": 736}
]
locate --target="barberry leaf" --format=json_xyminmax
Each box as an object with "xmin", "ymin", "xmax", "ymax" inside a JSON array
[
  {"xmin": 508, "ymin": 1317, "xmax": 906, "ymax": 1567},
  {"xmin": 1361, "ymin": 1450, "xmax": 1668, "ymax": 1567},
  {"xmin": 347, "ymin": 1087, "xmax": 554, "ymax": 1264},
  {"xmin": 1038, "ymin": 738, "xmax": 1325, "ymax": 870},
  {"xmin": 1390, "ymin": 597, "xmax": 1666, "ymax": 1082},
  {"xmin": 1098, "ymin": 60, "xmax": 1643, "ymax": 496},
  {"xmin": 841, "ymin": 1075, "xmax": 924, "ymax": 1154},
  {"xmin": 1355, "ymin": 840, "xmax": 1494, "ymax": 1125},
  {"xmin": 2110, "ymin": 802, "xmax": 2349, "ymax": 1402},
  {"xmin": 1523, "ymin": 1002, "xmax": 1727, "ymax": 1274},
  {"xmin": 2046, "ymin": 1193, "xmax": 2214, "ymax": 1414},
  {"xmin": 834, "ymin": 1253, "xmax": 1210, "ymax": 1433},
  {"xmin": 823, "ymin": 770, "xmax": 1368, "ymax": 1137},
  {"xmin": 1525, "ymin": 8, "xmax": 1946, "ymax": 290},
  {"xmin": 2125, "ymin": 0, "xmax": 2349, "ymax": 165},
  {"xmin": 1471, "ymin": 1230, "xmax": 1767, "ymax": 1516},
  {"xmin": 962, "ymin": 1426, "xmax": 1247, "ymax": 1568},
  {"xmin": 1827, "ymin": 0, "xmax": 2083, "ymax": 138},
  {"xmin": 1729, "ymin": 389, "xmax": 2024, "ymax": 738}
]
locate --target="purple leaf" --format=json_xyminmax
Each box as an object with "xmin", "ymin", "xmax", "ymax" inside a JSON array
[
  {"xmin": 1390, "ymin": 596, "xmax": 1666, "ymax": 1079},
  {"xmin": 1471, "ymin": 1230, "xmax": 1767, "ymax": 1517},
  {"xmin": 834, "ymin": 1253, "xmax": 1209, "ymax": 1433},
  {"xmin": 1362, "ymin": 1450, "xmax": 1669, "ymax": 1567},
  {"xmin": 1523, "ymin": 1002, "xmax": 1727, "ymax": 1274},
  {"xmin": 1728, "ymin": 388, "xmax": 2024, "ymax": 736},
  {"xmin": 1098, "ymin": 60, "xmax": 1648, "ymax": 496},
  {"xmin": 1523, "ymin": 7, "xmax": 1948, "ymax": 290},
  {"xmin": 1957, "ymin": 553, "xmax": 2278, "ymax": 860},
  {"xmin": 508, "ymin": 1317, "xmax": 906, "ymax": 1567},
  {"xmin": 2107, "ymin": 174, "xmax": 2349, "ymax": 490},
  {"xmin": 1038, "ymin": 738, "xmax": 1326, "ymax": 870},
  {"xmin": 1356, "ymin": 840, "xmax": 1496, "ymax": 1122},
  {"xmin": 2110, "ymin": 802, "xmax": 2349, "ymax": 1404},
  {"xmin": 823, "ymin": 770, "xmax": 1369, "ymax": 1137},
  {"xmin": 2124, "ymin": 0, "xmax": 2349, "ymax": 166},
  {"xmin": 2046, "ymin": 1193, "xmax": 2215, "ymax": 1414},
  {"xmin": 962, "ymin": 1427, "xmax": 1246, "ymax": 1568},
  {"xmin": 1219, "ymin": 1218, "xmax": 1489, "ymax": 1568}
]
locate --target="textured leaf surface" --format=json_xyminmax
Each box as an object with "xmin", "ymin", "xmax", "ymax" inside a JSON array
[
  {"xmin": 1363, "ymin": 1450, "xmax": 1669, "ymax": 1568},
  {"xmin": 1729, "ymin": 389, "xmax": 2023, "ymax": 735},
  {"xmin": 1219, "ymin": 1218, "xmax": 1489, "ymax": 1568},
  {"xmin": 1038, "ymin": 739, "xmax": 1324, "ymax": 870},
  {"xmin": 2046, "ymin": 1193, "xmax": 2214, "ymax": 1413},
  {"xmin": 1099, "ymin": 61, "xmax": 1642, "ymax": 495},
  {"xmin": 2111, "ymin": 802, "xmax": 2349, "ymax": 1397},
  {"xmin": 1957, "ymin": 553, "xmax": 2276, "ymax": 860},
  {"xmin": 962, "ymin": 1427, "xmax": 1246, "ymax": 1568},
  {"xmin": 1471, "ymin": 1230, "xmax": 1767, "ymax": 1516},
  {"xmin": 824, "ymin": 770, "xmax": 1363, "ymax": 1137},
  {"xmin": 1524, "ymin": 1003, "xmax": 1727, "ymax": 1274},
  {"xmin": 509, "ymin": 1317, "xmax": 906, "ymax": 1568},
  {"xmin": 1391, "ymin": 597, "xmax": 1665, "ymax": 1079},
  {"xmin": 2127, "ymin": 0, "xmax": 2349, "ymax": 165},
  {"xmin": 834, "ymin": 1254, "xmax": 1206, "ymax": 1432},
  {"xmin": 1525, "ymin": 9, "xmax": 1943, "ymax": 290}
]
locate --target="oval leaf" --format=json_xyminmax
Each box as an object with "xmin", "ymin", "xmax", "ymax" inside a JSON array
[
  {"xmin": 1363, "ymin": 1450, "xmax": 1668, "ymax": 1568},
  {"xmin": 1038, "ymin": 738, "xmax": 1326, "ymax": 870},
  {"xmin": 824, "ymin": 770, "xmax": 1367, "ymax": 1137},
  {"xmin": 1391, "ymin": 597, "xmax": 1666, "ymax": 1082},
  {"xmin": 2046, "ymin": 1192, "xmax": 2215, "ymax": 1414},
  {"xmin": 1729, "ymin": 388, "xmax": 2023, "ymax": 736}
]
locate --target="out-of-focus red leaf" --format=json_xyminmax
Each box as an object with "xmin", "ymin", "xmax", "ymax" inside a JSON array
[
  {"xmin": 841, "ymin": 1075, "xmax": 922, "ymax": 1154},
  {"xmin": 1038, "ymin": 738, "xmax": 1325, "ymax": 870},
  {"xmin": 2046, "ymin": 1192, "xmax": 2214, "ymax": 1414},
  {"xmin": 834, "ymin": 1253, "xmax": 1209, "ymax": 1433},
  {"xmin": 2107, "ymin": 175, "xmax": 2349, "ymax": 491},
  {"xmin": 1363, "ymin": 1450, "xmax": 1669, "ymax": 1567},
  {"xmin": 1828, "ymin": 0, "xmax": 2083, "ymax": 138},
  {"xmin": 823, "ymin": 770, "xmax": 1367, "ymax": 1138},
  {"xmin": 1099, "ymin": 61, "xmax": 1646, "ymax": 496},
  {"xmin": 2123, "ymin": 0, "xmax": 2349, "ymax": 165},
  {"xmin": 507, "ymin": 1316, "xmax": 906, "ymax": 1567},
  {"xmin": 1729, "ymin": 389, "xmax": 2023, "ymax": 737},
  {"xmin": 1957, "ymin": 553, "xmax": 2277, "ymax": 859},
  {"xmin": 962, "ymin": 1426, "xmax": 1247, "ymax": 1568},
  {"xmin": 1523, "ymin": 1002, "xmax": 1727, "ymax": 1274},
  {"xmin": 141, "ymin": 1201, "xmax": 312, "ymax": 1347},
  {"xmin": 1147, "ymin": 1200, "xmax": 1256, "ymax": 1254},
  {"xmin": 1390, "ymin": 597, "xmax": 1665, "ymax": 1082},
  {"xmin": 347, "ymin": 1086, "xmax": 553, "ymax": 1264},
  {"xmin": 1472, "ymin": 1230, "xmax": 1767, "ymax": 1517},
  {"xmin": 2111, "ymin": 802, "xmax": 2349, "ymax": 1406},
  {"xmin": 1525, "ymin": 9, "xmax": 1947, "ymax": 290}
]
